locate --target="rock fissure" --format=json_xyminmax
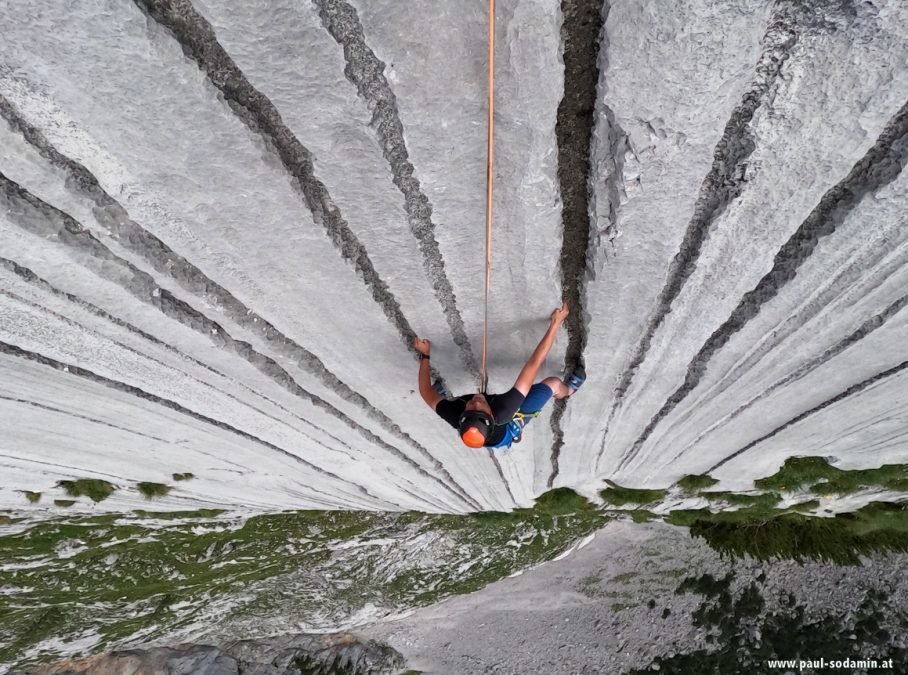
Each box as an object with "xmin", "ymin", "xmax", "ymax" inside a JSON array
[
  {"xmin": 607, "ymin": 0, "xmax": 803, "ymax": 429},
  {"xmin": 675, "ymin": 290, "xmax": 908, "ymax": 464},
  {"xmin": 625, "ymin": 97, "xmax": 908, "ymax": 470},
  {"xmin": 313, "ymin": 0, "xmax": 479, "ymax": 380},
  {"xmin": 0, "ymin": 394, "xmax": 170, "ymax": 443},
  {"xmin": 0, "ymin": 256, "xmax": 361, "ymax": 456},
  {"xmin": 486, "ymin": 449, "xmax": 517, "ymax": 508},
  {"xmin": 1, "ymin": 287, "xmax": 365, "ymax": 461},
  {"xmin": 548, "ymin": 0, "xmax": 605, "ymax": 487},
  {"xmin": 129, "ymin": 0, "xmax": 436, "ymax": 380}
]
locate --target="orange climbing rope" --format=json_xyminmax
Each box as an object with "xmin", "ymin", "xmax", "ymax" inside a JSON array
[{"xmin": 481, "ymin": 0, "xmax": 495, "ymax": 394}]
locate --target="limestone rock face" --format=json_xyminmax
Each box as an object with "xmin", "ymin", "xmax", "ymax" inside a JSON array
[{"xmin": 1, "ymin": 0, "xmax": 907, "ymax": 512}]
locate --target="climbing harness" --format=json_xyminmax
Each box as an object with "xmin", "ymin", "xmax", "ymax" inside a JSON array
[
  {"xmin": 507, "ymin": 409, "xmax": 541, "ymax": 445},
  {"xmin": 480, "ymin": 0, "xmax": 495, "ymax": 394},
  {"xmin": 486, "ymin": 410, "xmax": 541, "ymax": 449}
]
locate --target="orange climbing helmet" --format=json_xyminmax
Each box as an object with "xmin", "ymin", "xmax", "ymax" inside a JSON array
[{"xmin": 458, "ymin": 411, "xmax": 493, "ymax": 448}]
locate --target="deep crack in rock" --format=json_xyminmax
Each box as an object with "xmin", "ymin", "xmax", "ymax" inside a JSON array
[
  {"xmin": 626, "ymin": 97, "xmax": 908, "ymax": 470},
  {"xmin": 548, "ymin": 0, "xmax": 605, "ymax": 487},
  {"xmin": 313, "ymin": 0, "xmax": 479, "ymax": 381}
]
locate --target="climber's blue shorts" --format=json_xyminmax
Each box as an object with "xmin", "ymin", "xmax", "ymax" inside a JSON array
[{"xmin": 488, "ymin": 382, "xmax": 554, "ymax": 449}]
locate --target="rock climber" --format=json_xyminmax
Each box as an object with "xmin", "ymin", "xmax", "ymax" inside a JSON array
[{"xmin": 414, "ymin": 303, "xmax": 586, "ymax": 449}]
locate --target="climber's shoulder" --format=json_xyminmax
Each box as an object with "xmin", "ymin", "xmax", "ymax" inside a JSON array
[{"xmin": 434, "ymin": 395, "xmax": 468, "ymax": 428}]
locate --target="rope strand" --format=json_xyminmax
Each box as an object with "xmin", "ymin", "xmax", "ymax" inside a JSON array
[{"xmin": 481, "ymin": 0, "xmax": 495, "ymax": 393}]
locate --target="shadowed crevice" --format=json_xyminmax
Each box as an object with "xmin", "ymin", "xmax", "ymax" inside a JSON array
[
  {"xmin": 707, "ymin": 360, "xmax": 908, "ymax": 473},
  {"xmin": 0, "ymin": 91, "xmax": 469, "ymax": 507},
  {"xmin": 606, "ymin": 1, "xmax": 803, "ymax": 427},
  {"xmin": 622, "ymin": 97, "xmax": 908, "ymax": 470},
  {"xmin": 547, "ymin": 0, "xmax": 605, "ymax": 487},
  {"xmin": 0, "ymin": 173, "xmax": 475, "ymax": 512},
  {"xmin": 0, "ymin": 341, "xmax": 390, "ymax": 510},
  {"xmin": 313, "ymin": 0, "xmax": 479, "ymax": 380}
]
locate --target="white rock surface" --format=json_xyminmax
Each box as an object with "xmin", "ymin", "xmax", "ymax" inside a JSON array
[{"xmin": 1, "ymin": 0, "xmax": 907, "ymax": 512}]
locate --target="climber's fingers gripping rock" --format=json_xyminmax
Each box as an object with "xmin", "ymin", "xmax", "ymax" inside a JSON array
[
  {"xmin": 550, "ymin": 302, "xmax": 569, "ymax": 325},
  {"xmin": 413, "ymin": 337, "xmax": 431, "ymax": 357}
]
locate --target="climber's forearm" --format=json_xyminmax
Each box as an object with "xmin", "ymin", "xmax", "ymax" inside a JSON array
[
  {"xmin": 531, "ymin": 320, "xmax": 561, "ymax": 365},
  {"xmin": 418, "ymin": 356, "xmax": 436, "ymax": 404},
  {"xmin": 514, "ymin": 320, "xmax": 561, "ymax": 394}
]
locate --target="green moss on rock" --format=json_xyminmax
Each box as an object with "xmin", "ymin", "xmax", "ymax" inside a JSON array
[
  {"xmin": 137, "ymin": 482, "xmax": 171, "ymax": 500},
  {"xmin": 600, "ymin": 480, "xmax": 668, "ymax": 506},
  {"xmin": 700, "ymin": 491, "xmax": 782, "ymax": 511},
  {"xmin": 677, "ymin": 474, "xmax": 719, "ymax": 493},
  {"xmin": 789, "ymin": 499, "xmax": 820, "ymax": 512},
  {"xmin": 57, "ymin": 479, "xmax": 115, "ymax": 503},
  {"xmin": 530, "ymin": 487, "xmax": 599, "ymax": 515}
]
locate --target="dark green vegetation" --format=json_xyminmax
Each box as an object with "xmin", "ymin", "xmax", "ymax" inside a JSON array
[
  {"xmin": 699, "ymin": 491, "xmax": 782, "ymax": 509},
  {"xmin": 601, "ymin": 509, "xmax": 658, "ymax": 523},
  {"xmin": 52, "ymin": 500, "xmax": 75, "ymax": 508},
  {"xmin": 136, "ymin": 482, "xmax": 171, "ymax": 499},
  {"xmin": 475, "ymin": 487, "xmax": 600, "ymax": 520},
  {"xmin": 676, "ymin": 474, "xmax": 719, "ymax": 493},
  {"xmin": 57, "ymin": 479, "xmax": 115, "ymax": 503},
  {"xmin": 756, "ymin": 456, "xmax": 908, "ymax": 495},
  {"xmin": 628, "ymin": 509, "xmax": 657, "ymax": 523},
  {"xmin": 22, "ymin": 491, "xmax": 41, "ymax": 504},
  {"xmin": 600, "ymin": 480, "xmax": 668, "ymax": 506},
  {"xmin": 0, "ymin": 489, "xmax": 608, "ymax": 669},
  {"xmin": 624, "ymin": 572, "xmax": 908, "ymax": 675},
  {"xmin": 788, "ymin": 499, "xmax": 820, "ymax": 512},
  {"xmin": 661, "ymin": 457, "xmax": 908, "ymax": 564},
  {"xmin": 689, "ymin": 502, "xmax": 908, "ymax": 565},
  {"xmin": 172, "ymin": 473, "xmax": 194, "ymax": 481}
]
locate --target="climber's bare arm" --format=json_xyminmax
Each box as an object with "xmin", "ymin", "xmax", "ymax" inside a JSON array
[
  {"xmin": 513, "ymin": 304, "xmax": 569, "ymax": 396},
  {"xmin": 414, "ymin": 337, "xmax": 443, "ymax": 409}
]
